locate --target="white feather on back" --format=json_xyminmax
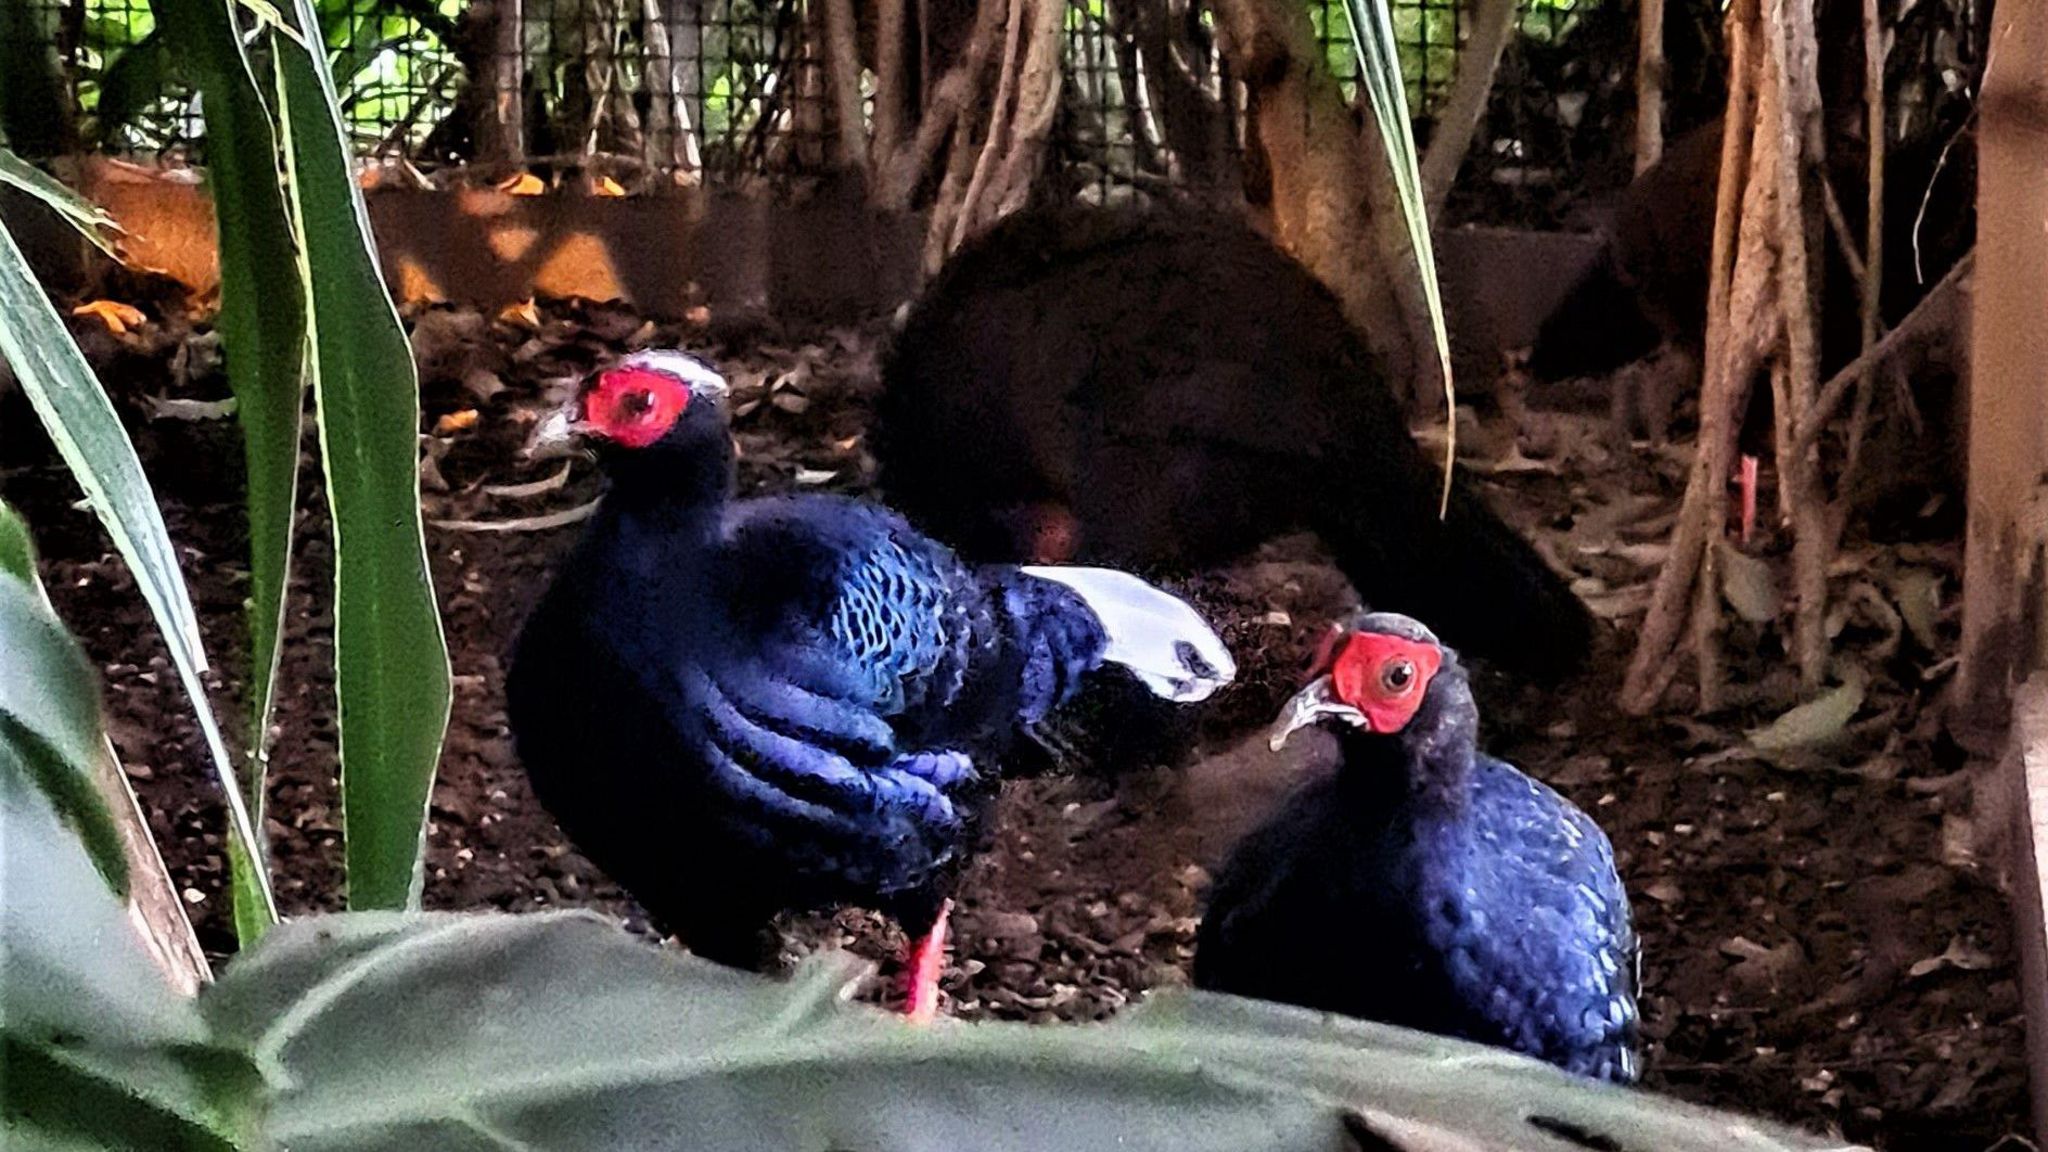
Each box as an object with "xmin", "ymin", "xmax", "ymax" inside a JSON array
[{"xmin": 1019, "ymin": 566, "xmax": 1237, "ymax": 703}]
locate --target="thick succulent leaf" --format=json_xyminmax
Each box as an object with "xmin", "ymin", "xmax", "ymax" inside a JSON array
[
  {"xmin": 154, "ymin": 0, "xmax": 310, "ymax": 946},
  {"xmin": 268, "ymin": 0, "xmax": 451, "ymax": 912},
  {"xmin": 0, "ymin": 214, "xmax": 276, "ymax": 924},
  {"xmin": 206, "ymin": 912, "xmax": 1862, "ymax": 1152},
  {"xmin": 0, "ymin": 765, "xmax": 268, "ymax": 1151},
  {"xmin": 0, "ymin": 147, "xmax": 121, "ymax": 258},
  {"xmin": 0, "ymin": 574, "xmax": 127, "ymax": 892}
]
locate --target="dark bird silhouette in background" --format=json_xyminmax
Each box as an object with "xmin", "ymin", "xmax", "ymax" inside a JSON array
[{"xmin": 876, "ymin": 203, "xmax": 1595, "ymax": 683}]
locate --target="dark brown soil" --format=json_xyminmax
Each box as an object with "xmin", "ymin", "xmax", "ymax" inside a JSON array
[{"xmin": 0, "ymin": 298, "xmax": 2027, "ymax": 1152}]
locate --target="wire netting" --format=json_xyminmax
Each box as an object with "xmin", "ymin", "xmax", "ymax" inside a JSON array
[{"xmin": 0, "ymin": 0, "xmax": 1975, "ymax": 228}]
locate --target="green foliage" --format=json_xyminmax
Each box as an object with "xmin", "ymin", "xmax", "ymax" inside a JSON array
[
  {"xmin": 157, "ymin": 0, "xmax": 312, "ymax": 945},
  {"xmin": 0, "ymin": 202, "xmax": 274, "ymax": 920},
  {"xmin": 151, "ymin": 0, "xmax": 452, "ymax": 918},
  {"xmin": 0, "ymin": 510, "xmax": 127, "ymax": 897},
  {"xmin": 0, "ymin": 147, "xmax": 123, "ymax": 258},
  {"xmin": 0, "ymin": 745, "xmax": 268, "ymax": 1152},
  {"xmin": 0, "ymin": 599, "xmax": 1862, "ymax": 1152},
  {"xmin": 270, "ymin": 0, "xmax": 452, "ymax": 911}
]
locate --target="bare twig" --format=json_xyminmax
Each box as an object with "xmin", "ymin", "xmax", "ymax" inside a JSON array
[
  {"xmin": 1800, "ymin": 248, "xmax": 1974, "ymax": 451},
  {"xmin": 432, "ymin": 498, "xmax": 603, "ymax": 533},
  {"xmin": 1819, "ymin": 170, "xmax": 1868, "ymax": 283}
]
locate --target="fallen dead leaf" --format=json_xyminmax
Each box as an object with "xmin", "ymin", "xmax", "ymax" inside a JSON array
[
  {"xmin": 434, "ymin": 409, "xmax": 480, "ymax": 435},
  {"xmin": 1748, "ymin": 670, "xmax": 1867, "ymax": 752},
  {"xmin": 498, "ymin": 300, "xmax": 543, "ymax": 331},
  {"xmin": 1719, "ymin": 540, "xmax": 1780, "ymax": 624},
  {"xmin": 1908, "ymin": 936, "xmax": 2000, "ymax": 979},
  {"xmin": 1889, "ymin": 567, "xmax": 1944, "ymax": 650},
  {"xmin": 141, "ymin": 395, "xmax": 237, "ymax": 422},
  {"xmin": 498, "ymin": 171, "xmax": 546, "ymax": 196}
]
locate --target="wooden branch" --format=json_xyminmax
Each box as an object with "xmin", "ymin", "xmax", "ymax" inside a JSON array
[
  {"xmin": 1800, "ymin": 248, "xmax": 1974, "ymax": 452},
  {"xmin": 483, "ymin": 0, "xmax": 525, "ymax": 166},
  {"xmin": 1844, "ymin": 0, "xmax": 1889, "ymax": 478},
  {"xmin": 881, "ymin": 0, "xmax": 1005, "ymax": 211},
  {"xmin": 873, "ymin": 0, "xmax": 909, "ymax": 169},
  {"xmin": 1622, "ymin": 0, "xmax": 1768, "ymax": 715},
  {"xmin": 946, "ymin": 0, "xmax": 1028, "ymax": 254},
  {"xmin": 1210, "ymin": 0, "xmax": 1432, "ymax": 401},
  {"xmin": 1421, "ymin": 0, "xmax": 1516, "ymax": 215},
  {"xmin": 822, "ymin": 0, "xmax": 870, "ymax": 175},
  {"xmin": 1635, "ymin": 0, "xmax": 1667, "ymax": 174},
  {"xmin": 1768, "ymin": 0, "xmax": 1830, "ymax": 689}
]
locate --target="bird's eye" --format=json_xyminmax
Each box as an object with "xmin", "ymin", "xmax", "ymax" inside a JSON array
[
  {"xmin": 621, "ymin": 390, "xmax": 656, "ymax": 418},
  {"xmin": 1380, "ymin": 658, "xmax": 1415, "ymax": 694}
]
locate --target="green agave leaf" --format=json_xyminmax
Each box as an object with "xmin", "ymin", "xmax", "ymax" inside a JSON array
[
  {"xmin": 154, "ymin": 0, "xmax": 309, "ymax": 947},
  {"xmin": 1340, "ymin": 0, "xmax": 1457, "ymax": 513},
  {"xmin": 0, "ymin": 214, "xmax": 276, "ymax": 925},
  {"xmin": 0, "ymin": 761, "xmax": 268, "ymax": 1152},
  {"xmin": 269, "ymin": 0, "xmax": 451, "ymax": 913},
  {"xmin": 206, "ymin": 912, "xmax": 1863, "ymax": 1152},
  {"xmin": 0, "ymin": 147, "xmax": 121, "ymax": 258}
]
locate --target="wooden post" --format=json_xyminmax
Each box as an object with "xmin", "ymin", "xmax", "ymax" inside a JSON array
[
  {"xmin": 1960, "ymin": 7, "xmax": 2048, "ymax": 1146},
  {"xmin": 1956, "ymin": 6, "xmax": 2048, "ymax": 742},
  {"xmin": 2003, "ymin": 679, "xmax": 2048, "ymax": 1149}
]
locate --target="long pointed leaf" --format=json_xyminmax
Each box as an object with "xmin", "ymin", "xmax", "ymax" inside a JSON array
[
  {"xmin": 154, "ymin": 0, "xmax": 311, "ymax": 948},
  {"xmin": 269, "ymin": 0, "xmax": 451, "ymax": 910},
  {"xmin": 0, "ymin": 218, "xmax": 277, "ymax": 924},
  {"xmin": 0, "ymin": 148, "xmax": 122, "ymax": 258},
  {"xmin": 1340, "ymin": 0, "xmax": 1457, "ymax": 513}
]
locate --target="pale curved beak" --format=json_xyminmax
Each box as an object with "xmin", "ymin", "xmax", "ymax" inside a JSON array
[
  {"xmin": 525, "ymin": 400, "xmax": 590, "ymax": 461},
  {"xmin": 1268, "ymin": 675, "xmax": 1366, "ymax": 752}
]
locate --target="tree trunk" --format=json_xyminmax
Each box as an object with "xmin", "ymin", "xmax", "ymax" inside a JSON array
[
  {"xmin": 1209, "ymin": 0, "xmax": 1432, "ymax": 401},
  {"xmin": 0, "ymin": 0, "xmax": 78, "ymax": 156},
  {"xmin": 644, "ymin": 0, "xmax": 704, "ymax": 176},
  {"xmin": 873, "ymin": 0, "xmax": 910, "ymax": 169},
  {"xmin": 1420, "ymin": 0, "xmax": 1516, "ymax": 216},
  {"xmin": 1955, "ymin": 0, "xmax": 2048, "ymax": 745},
  {"xmin": 822, "ymin": 0, "xmax": 871, "ymax": 177}
]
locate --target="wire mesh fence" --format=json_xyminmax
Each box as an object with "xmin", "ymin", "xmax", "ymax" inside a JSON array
[{"xmin": 4, "ymin": 0, "xmax": 1722, "ymax": 226}]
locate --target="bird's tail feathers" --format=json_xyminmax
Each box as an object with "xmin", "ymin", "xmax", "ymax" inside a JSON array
[{"xmin": 1018, "ymin": 566, "xmax": 1236, "ymax": 703}]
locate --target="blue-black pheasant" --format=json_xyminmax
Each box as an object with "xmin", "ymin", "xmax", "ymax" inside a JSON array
[
  {"xmin": 506, "ymin": 349, "xmax": 1235, "ymax": 1020},
  {"xmin": 1193, "ymin": 613, "xmax": 1640, "ymax": 1082}
]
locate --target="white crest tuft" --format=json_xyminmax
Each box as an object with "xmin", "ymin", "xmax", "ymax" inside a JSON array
[{"xmin": 619, "ymin": 349, "xmax": 729, "ymax": 399}]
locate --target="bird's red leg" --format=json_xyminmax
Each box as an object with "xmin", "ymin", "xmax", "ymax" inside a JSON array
[
  {"xmin": 1737, "ymin": 454, "xmax": 1760, "ymax": 545},
  {"xmin": 904, "ymin": 898, "xmax": 953, "ymax": 1025}
]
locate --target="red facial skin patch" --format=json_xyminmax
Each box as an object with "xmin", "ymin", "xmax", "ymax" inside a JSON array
[
  {"xmin": 1328, "ymin": 631, "xmax": 1444, "ymax": 734},
  {"xmin": 584, "ymin": 366, "xmax": 691, "ymax": 449}
]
